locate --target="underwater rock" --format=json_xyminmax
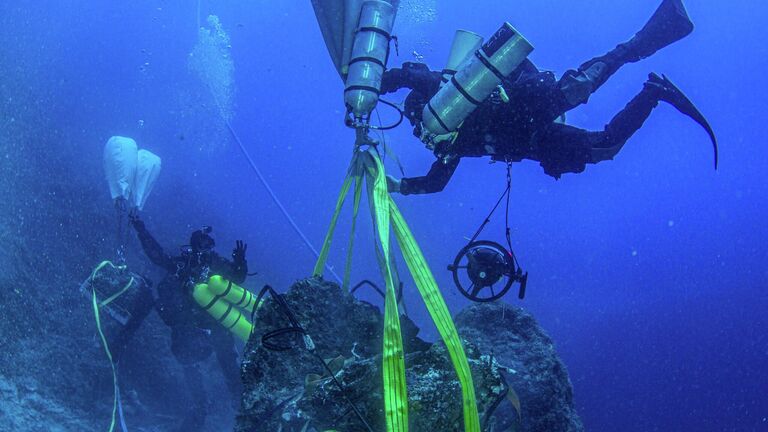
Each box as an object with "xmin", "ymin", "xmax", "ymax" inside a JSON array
[
  {"xmin": 237, "ymin": 277, "xmax": 433, "ymax": 431},
  {"xmin": 0, "ymin": 374, "xmax": 99, "ymax": 432},
  {"xmin": 455, "ymin": 303, "xmax": 584, "ymax": 432},
  {"xmin": 236, "ymin": 278, "xmax": 581, "ymax": 432},
  {"xmin": 292, "ymin": 340, "xmax": 513, "ymax": 432}
]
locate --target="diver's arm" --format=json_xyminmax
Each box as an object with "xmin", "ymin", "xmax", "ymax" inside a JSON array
[
  {"xmin": 381, "ymin": 62, "xmax": 442, "ymax": 96},
  {"xmin": 130, "ymin": 218, "xmax": 175, "ymax": 271},
  {"xmin": 400, "ymin": 157, "xmax": 460, "ymax": 195},
  {"xmin": 211, "ymin": 242, "xmax": 248, "ymax": 284}
]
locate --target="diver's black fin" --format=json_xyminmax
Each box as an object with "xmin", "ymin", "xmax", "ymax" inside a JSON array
[
  {"xmin": 633, "ymin": 0, "xmax": 695, "ymax": 59},
  {"xmin": 647, "ymin": 72, "xmax": 718, "ymax": 169}
]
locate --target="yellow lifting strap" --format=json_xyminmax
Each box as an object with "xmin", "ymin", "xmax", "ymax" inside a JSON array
[
  {"xmin": 87, "ymin": 260, "xmax": 134, "ymax": 432},
  {"xmin": 314, "ymin": 149, "xmax": 480, "ymax": 432},
  {"xmin": 89, "ymin": 260, "xmax": 136, "ymax": 307},
  {"xmin": 92, "ymin": 289, "xmax": 120, "ymax": 432},
  {"xmin": 192, "ymin": 275, "xmax": 258, "ymax": 342}
]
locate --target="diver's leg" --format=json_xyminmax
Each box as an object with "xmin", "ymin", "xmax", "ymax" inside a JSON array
[
  {"xmin": 532, "ymin": 123, "xmax": 598, "ymax": 179},
  {"xmin": 559, "ymin": 0, "xmax": 694, "ymax": 107},
  {"xmin": 588, "ymin": 85, "xmax": 659, "ymax": 163},
  {"xmin": 109, "ymin": 284, "xmax": 155, "ymax": 364},
  {"xmin": 591, "ymin": 73, "xmax": 717, "ymax": 165},
  {"xmin": 212, "ymin": 330, "xmax": 243, "ymax": 405},
  {"xmin": 175, "ymin": 363, "xmax": 209, "ymax": 432}
]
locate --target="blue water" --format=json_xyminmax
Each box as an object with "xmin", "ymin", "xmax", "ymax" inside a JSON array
[{"xmin": 2, "ymin": 0, "xmax": 766, "ymax": 430}]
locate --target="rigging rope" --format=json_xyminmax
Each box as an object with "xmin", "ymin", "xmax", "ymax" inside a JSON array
[{"xmin": 223, "ymin": 119, "xmax": 342, "ymax": 284}]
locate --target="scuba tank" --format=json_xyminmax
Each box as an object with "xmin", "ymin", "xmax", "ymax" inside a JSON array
[
  {"xmin": 421, "ymin": 23, "xmax": 533, "ymax": 141},
  {"xmin": 440, "ymin": 30, "xmax": 484, "ymax": 88},
  {"xmin": 343, "ymin": 0, "xmax": 396, "ymax": 123}
]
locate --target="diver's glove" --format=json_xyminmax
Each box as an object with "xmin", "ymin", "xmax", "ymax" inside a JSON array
[
  {"xmin": 381, "ymin": 62, "xmax": 436, "ymax": 94},
  {"xmin": 232, "ymin": 240, "xmax": 248, "ymax": 264},
  {"xmin": 129, "ymin": 212, "xmax": 146, "ymax": 231},
  {"xmin": 386, "ymin": 175, "xmax": 402, "ymax": 194}
]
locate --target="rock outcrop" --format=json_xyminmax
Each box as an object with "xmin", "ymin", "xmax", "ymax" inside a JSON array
[
  {"xmin": 236, "ymin": 278, "xmax": 582, "ymax": 432},
  {"xmin": 455, "ymin": 303, "xmax": 584, "ymax": 432}
]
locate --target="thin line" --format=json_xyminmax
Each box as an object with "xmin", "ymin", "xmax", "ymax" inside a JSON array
[{"xmin": 224, "ymin": 119, "xmax": 342, "ymax": 284}]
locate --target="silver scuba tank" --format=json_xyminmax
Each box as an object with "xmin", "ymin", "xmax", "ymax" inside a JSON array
[
  {"xmin": 343, "ymin": 1, "xmax": 396, "ymax": 122},
  {"xmin": 421, "ymin": 23, "xmax": 533, "ymax": 139}
]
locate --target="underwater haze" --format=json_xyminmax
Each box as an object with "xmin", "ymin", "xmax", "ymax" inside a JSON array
[{"xmin": 0, "ymin": 0, "xmax": 766, "ymax": 431}]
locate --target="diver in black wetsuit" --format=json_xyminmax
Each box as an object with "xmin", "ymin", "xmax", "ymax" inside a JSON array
[
  {"xmin": 129, "ymin": 215, "xmax": 248, "ymax": 431},
  {"xmin": 383, "ymin": 0, "xmax": 717, "ymax": 195}
]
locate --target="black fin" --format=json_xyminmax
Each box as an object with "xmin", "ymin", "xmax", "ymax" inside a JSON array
[{"xmin": 649, "ymin": 72, "xmax": 718, "ymax": 169}]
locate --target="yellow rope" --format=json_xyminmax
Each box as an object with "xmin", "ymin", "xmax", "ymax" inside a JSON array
[{"xmin": 88, "ymin": 261, "xmax": 122, "ymax": 432}]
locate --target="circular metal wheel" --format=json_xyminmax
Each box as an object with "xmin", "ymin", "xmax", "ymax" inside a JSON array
[{"xmin": 449, "ymin": 240, "xmax": 516, "ymax": 302}]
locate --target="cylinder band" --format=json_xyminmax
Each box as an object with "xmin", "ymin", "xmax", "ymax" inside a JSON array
[
  {"xmin": 427, "ymin": 101, "xmax": 451, "ymax": 133},
  {"xmin": 202, "ymin": 292, "xmax": 218, "ymax": 311},
  {"xmin": 358, "ymin": 26, "xmax": 392, "ymax": 40},
  {"xmin": 348, "ymin": 56, "xmax": 385, "ymax": 68},
  {"xmin": 344, "ymin": 85, "xmax": 381, "ymax": 95},
  {"xmin": 475, "ymin": 51, "xmax": 508, "ymax": 82},
  {"xmin": 221, "ymin": 280, "xmax": 233, "ymax": 297},
  {"xmin": 218, "ymin": 302, "xmax": 234, "ymax": 323},
  {"xmin": 227, "ymin": 312, "xmax": 242, "ymax": 330},
  {"xmin": 440, "ymin": 69, "xmax": 457, "ymax": 83},
  {"xmin": 451, "ymin": 75, "xmax": 482, "ymax": 106},
  {"xmin": 236, "ymin": 286, "xmax": 249, "ymax": 306}
]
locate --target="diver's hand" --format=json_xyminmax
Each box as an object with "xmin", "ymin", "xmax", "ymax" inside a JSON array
[
  {"xmin": 386, "ymin": 175, "xmax": 402, "ymax": 194},
  {"xmin": 381, "ymin": 62, "xmax": 428, "ymax": 94},
  {"xmin": 129, "ymin": 211, "xmax": 145, "ymax": 231},
  {"xmin": 232, "ymin": 240, "xmax": 247, "ymax": 263},
  {"xmin": 380, "ymin": 68, "xmax": 404, "ymax": 94}
]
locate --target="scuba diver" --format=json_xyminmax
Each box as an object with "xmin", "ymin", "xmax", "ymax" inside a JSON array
[
  {"xmin": 383, "ymin": 0, "xmax": 717, "ymax": 195},
  {"xmin": 129, "ymin": 214, "xmax": 248, "ymax": 431}
]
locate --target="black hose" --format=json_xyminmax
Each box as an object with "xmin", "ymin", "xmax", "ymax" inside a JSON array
[
  {"xmin": 351, "ymin": 279, "xmax": 403, "ymax": 304},
  {"xmin": 351, "ymin": 280, "xmax": 386, "ymax": 298},
  {"xmin": 252, "ymin": 285, "xmax": 374, "ymax": 432},
  {"xmin": 482, "ymin": 370, "xmax": 511, "ymax": 430},
  {"xmin": 368, "ymin": 98, "xmax": 404, "ymax": 131}
]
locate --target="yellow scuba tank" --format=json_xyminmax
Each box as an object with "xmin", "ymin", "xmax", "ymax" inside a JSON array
[
  {"xmin": 421, "ymin": 23, "xmax": 533, "ymax": 141},
  {"xmin": 192, "ymin": 275, "xmax": 257, "ymax": 342}
]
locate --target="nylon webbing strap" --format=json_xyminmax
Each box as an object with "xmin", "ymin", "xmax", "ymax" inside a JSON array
[
  {"xmin": 364, "ymin": 152, "xmax": 408, "ymax": 432},
  {"xmin": 390, "ymin": 200, "xmax": 481, "ymax": 431},
  {"xmin": 92, "ymin": 290, "xmax": 119, "ymax": 432},
  {"xmin": 88, "ymin": 260, "xmax": 133, "ymax": 432},
  {"xmin": 89, "ymin": 260, "xmax": 135, "ymax": 307},
  {"xmin": 313, "ymin": 148, "xmax": 480, "ymax": 432},
  {"xmin": 343, "ymin": 178, "xmax": 363, "ymax": 290},
  {"xmin": 100, "ymin": 276, "xmax": 135, "ymax": 307},
  {"xmin": 313, "ymin": 172, "xmax": 355, "ymax": 278}
]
